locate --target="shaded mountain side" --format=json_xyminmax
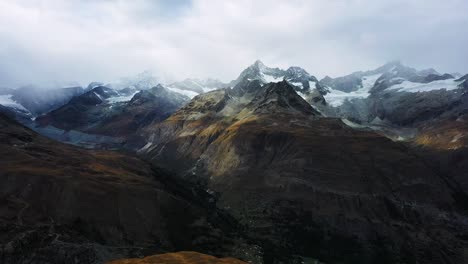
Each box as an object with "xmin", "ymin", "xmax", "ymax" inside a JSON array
[
  {"xmin": 140, "ymin": 80, "xmax": 468, "ymax": 263},
  {"xmin": 36, "ymin": 85, "xmax": 189, "ymax": 139},
  {"xmin": 0, "ymin": 113, "xmax": 259, "ymax": 264},
  {"xmin": 107, "ymin": 251, "xmax": 247, "ymax": 264}
]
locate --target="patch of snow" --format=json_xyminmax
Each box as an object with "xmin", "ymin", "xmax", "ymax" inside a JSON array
[
  {"xmin": 324, "ymin": 73, "xmax": 382, "ymax": 107},
  {"xmin": 93, "ymin": 92, "xmax": 103, "ymax": 101},
  {"xmin": 0, "ymin": 95, "xmax": 27, "ymax": 111},
  {"xmin": 288, "ymin": 81, "xmax": 304, "ymax": 89},
  {"xmin": 309, "ymin": 81, "xmax": 317, "ymax": 89},
  {"xmin": 387, "ymin": 78, "xmax": 462, "ymax": 93},
  {"xmin": 361, "ymin": 74, "xmax": 382, "ymax": 90},
  {"xmin": 107, "ymin": 92, "xmax": 139, "ymax": 103},
  {"xmin": 262, "ymin": 73, "xmax": 284, "ymax": 83},
  {"xmin": 185, "ymin": 80, "xmax": 217, "ymax": 93},
  {"xmin": 166, "ymin": 86, "xmax": 198, "ymax": 98}
]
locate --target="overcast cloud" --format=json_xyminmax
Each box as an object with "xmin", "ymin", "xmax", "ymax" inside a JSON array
[{"xmin": 0, "ymin": 0, "xmax": 467, "ymax": 87}]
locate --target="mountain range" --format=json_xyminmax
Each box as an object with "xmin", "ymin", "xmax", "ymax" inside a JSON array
[{"xmin": 1, "ymin": 60, "xmax": 468, "ymax": 264}]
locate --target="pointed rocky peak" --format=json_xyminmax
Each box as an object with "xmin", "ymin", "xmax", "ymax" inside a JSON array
[
  {"xmin": 247, "ymin": 59, "xmax": 271, "ymax": 74},
  {"xmin": 249, "ymin": 80, "xmax": 320, "ymax": 116},
  {"xmin": 320, "ymin": 76, "xmax": 333, "ymax": 84},
  {"xmin": 147, "ymin": 84, "xmax": 190, "ymax": 106},
  {"xmin": 150, "ymin": 84, "xmax": 166, "ymax": 93},
  {"xmin": 86, "ymin": 82, "xmax": 104, "ymax": 91},
  {"xmin": 231, "ymin": 60, "xmax": 286, "ymax": 86},
  {"xmin": 253, "ymin": 59, "xmax": 266, "ymax": 69}
]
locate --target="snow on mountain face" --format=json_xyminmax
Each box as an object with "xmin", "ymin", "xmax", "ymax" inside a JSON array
[
  {"xmin": 387, "ymin": 78, "xmax": 463, "ymax": 93},
  {"xmin": 232, "ymin": 60, "xmax": 286, "ymax": 86},
  {"xmin": 106, "ymin": 91, "xmax": 140, "ymax": 103},
  {"xmin": 0, "ymin": 94, "xmax": 28, "ymax": 111},
  {"xmin": 261, "ymin": 73, "xmax": 284, "ymax": 83},
  {"xmin": 324, "ymin": 73, "xmax": 382, "ymax": 107},
  {"xmin": 166, "ymin": 86, "xmax": 199, "ymax": 98},
  {"xmin": 232, "ymin": 60, "xmax": 323, "ymax": 92},
  {"xmin": 167, "ymin": 78, "xmax": 227, "ymax": 98}
]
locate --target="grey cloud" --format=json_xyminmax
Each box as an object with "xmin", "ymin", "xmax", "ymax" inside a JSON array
[{"xmin": 0, "ymin": 0, "xmax": 467, "ymax": 88}]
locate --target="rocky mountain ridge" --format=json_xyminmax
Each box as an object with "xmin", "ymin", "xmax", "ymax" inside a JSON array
[{"xmin": 138, "ymin": 76, "xmax": 468, "ymax": 263}]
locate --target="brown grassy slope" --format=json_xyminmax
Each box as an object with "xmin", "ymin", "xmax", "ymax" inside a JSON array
[{"xmin": 107, "ymin": 251, "xmax": 247, "ymax": 264}]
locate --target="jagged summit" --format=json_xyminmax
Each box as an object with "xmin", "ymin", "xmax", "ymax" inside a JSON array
[{"xmin": 252, "ymin": 59, "xmax": 266, "ymax": 68}]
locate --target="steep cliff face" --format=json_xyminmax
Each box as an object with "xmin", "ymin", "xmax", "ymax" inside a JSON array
[
  {"xmin": 140, "ymin": 80, "xmax": 468, "ymax": 263},
  {"xmin": 0, "ymin": 113, "xmax": 256, "ymax": 264}
]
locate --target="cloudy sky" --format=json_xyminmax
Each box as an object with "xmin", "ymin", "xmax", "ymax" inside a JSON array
[{"xmin": 0, "ymin": 0, "xmax": 467, "ymax": 87}]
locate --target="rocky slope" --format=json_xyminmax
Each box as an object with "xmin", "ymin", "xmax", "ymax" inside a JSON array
[
  {"xmin": 0, "ymin": 113, "xmax": 260, "ymax": 264},
  {"xmin": 140, "ymin": 79, "xmax": 468, "ymax": 263}
]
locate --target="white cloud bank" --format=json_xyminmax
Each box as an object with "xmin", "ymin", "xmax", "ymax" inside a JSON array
[{"xmin": 0, "ymin": 0, "xmax": 467, "ymax": 87}]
